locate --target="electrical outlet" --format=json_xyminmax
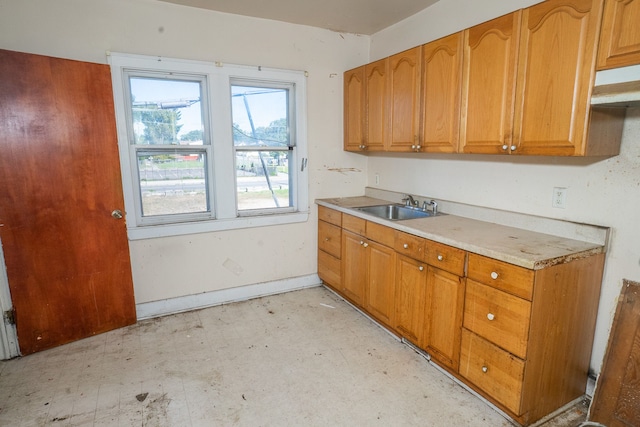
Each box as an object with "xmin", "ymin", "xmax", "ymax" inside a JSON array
[{"xmin": 552, "ymin": 187, "xmax": 567, "ymax": 209}]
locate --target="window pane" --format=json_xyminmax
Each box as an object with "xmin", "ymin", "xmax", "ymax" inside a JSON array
[
  {"xmin": 137, "ymin": 152, "xmax": 209, "ymax": 216},
  {"xmin": 236, "ymin": 150, "xmax": 291, "ymax": 211},
  {"xmin": 231, "ymin": 85, "xmax": 289, "ymax": 148},
  {"xmin": 130, "ymin": 77, "xmax": 204, "ymax": 146}
]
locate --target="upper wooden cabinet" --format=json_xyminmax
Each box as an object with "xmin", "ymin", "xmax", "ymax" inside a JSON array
[
  {"xmin": 343, "ymin": 60, "xmax": 388, "ymax": 152},
  {"xmin": 597, "ymin": 0, "xmax": 640, "ymax": 69},
  {"xmin": 387, "ymin": 47, "xmax": 422, "ymax": 152},
  {"xmin": 343, "ymin": 66, "xmax": 365, "ymax": 151},
  {"xmin": 513, "ymin": 0, "xmax": 614, "ymax": 156},
  {"xmin": 344, "ymin": 0, "xmax": 627, "ymax": 158},
  {"xmin": 421, "ymin": 33, "xmax": 464, "ymax": 153},
  {"xmin": 460, "ymin": 12, "xmax": 520, "ymax": 154}
]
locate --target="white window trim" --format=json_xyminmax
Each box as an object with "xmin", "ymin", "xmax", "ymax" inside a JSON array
[{"xmin": 108, "ymin": 52, "xmax": 309, "ymax": 240}]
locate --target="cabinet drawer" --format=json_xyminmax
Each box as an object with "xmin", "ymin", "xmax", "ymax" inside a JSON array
[
  {"xmin": 318, "ymin": 250, "xmax": 341, "ymax": 289},
  {"xmin": 467, "ymin": 253, "xmax": 534, "ymax": 300},
  {"xmin": 318, "ymin": 220, "xmax": 341, "ymax": 258},
  {"xmin": 463, "ymin": 279, "xmax": 531, "ymax": 359},
  {"xmin": 425, "ymin": 240, "xmax": 465, "ymax": 276},
  {"xmin": 342, "ymin": 213, "xmax": 366, "ymax": 235},
  {"xmin": 366, "ymin": 221, "xmax": 395, "ymax": 247},
  {"xmin": 318, "ymin": 205, "xmax": 342, "ymax": 226},
  {"xmin": 394, "ymin": 231, "xmax": 425, "ymax": 261},
  {"xmin": 460, "ymin": 329, "xmax": 525, "ymax": 415}
]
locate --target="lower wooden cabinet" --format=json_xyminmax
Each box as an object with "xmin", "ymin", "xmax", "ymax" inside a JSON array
[
  {"xmin": 423, "ymin": 266, "xmax": 465, "ymax": 371},
  {"xmin": 317, "ymin": 206, "xmax": 605, "ymax": 426},
  {"xmin": 394, "ymin": 254, "xmax": 427, "ymax": 345}
]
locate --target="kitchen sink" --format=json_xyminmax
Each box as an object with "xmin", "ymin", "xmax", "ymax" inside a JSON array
[{"xmin": 355, "ymin": 204, "xmax": 435, "ymax": 221}]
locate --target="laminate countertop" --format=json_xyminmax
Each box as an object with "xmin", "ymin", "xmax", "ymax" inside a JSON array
[{"xmin": 316, "ymin": 196, "xmax": 605, "ymax": 270}]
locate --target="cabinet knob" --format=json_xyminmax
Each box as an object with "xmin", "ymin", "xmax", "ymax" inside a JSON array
[
  {"xmin": 359, "ymin": 240, "xmax": 364, "ymax": 245},
  {"xmin": 437, "ymin": 254, "xmax": 443, "ymax": 261},
  {"xmin": 490, "ymin": 271, "xmax": 499, "ymax": 280},
  {"xmin": 324, "ymin": 237, "xmax": 330, "ymax": 242},
  {"xmin": 510, "ymin": 145, "xmax": 516, "ymax": 151},
  {"xmin": 363, "ymin": 242, "xmax": 369, "ymax": 248},
  {"xmin": 419, "ymin": 266, "xmax": 424, "ymax": 271},
  {"xmin": 482, "ymin": 366, "xmax": 488, "ymax": 373},
  {"xmin": 411, "ymin": 145, "xmax": 416, "ymax": 149},
  {"xmin": 403, "ymin": 243, "xmax": 409, "ymax": 249},
  {"xmin": 502, "ymin": 144, "xmax": 508, "ymax": 151},
  {"xmin": 487, "ymin": 313, "xmax": 495, "ymax": 321}
]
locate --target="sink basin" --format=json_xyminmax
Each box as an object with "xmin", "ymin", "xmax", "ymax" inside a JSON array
[{"xmin": 355, "ymin": 204, "xmax": 434, "ymax": 221}]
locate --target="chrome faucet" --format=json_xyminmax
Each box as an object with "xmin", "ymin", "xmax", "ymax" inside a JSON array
[
  {"xmin": 422, "ymin": 199, "xmax": 438, "ymax": 215},
  {"xmin": 403, "ymin": 194, "xmax": 418, "ymax": 207}
]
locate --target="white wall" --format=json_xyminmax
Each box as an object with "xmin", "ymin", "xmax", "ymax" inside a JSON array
[
  {"xmin": 367, "ymin": 0, "xmax": 640, "ymax": 375},
  {"xmin": 0, "ymin": 0, "xmax": 369, "ymax": 303}
]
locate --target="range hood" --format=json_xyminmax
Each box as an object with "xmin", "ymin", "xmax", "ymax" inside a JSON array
[{"xmin": 591, "ymin": 64, "xmax": 640, "ymax": 107}]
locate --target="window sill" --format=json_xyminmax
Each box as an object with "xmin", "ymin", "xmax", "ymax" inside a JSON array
[{"xmin": 126, "ymin": 211, "xmax": 309, "ymax": 240}]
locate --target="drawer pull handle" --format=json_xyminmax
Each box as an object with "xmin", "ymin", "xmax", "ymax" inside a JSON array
[
  {"xmin": 403, "ymin": 243, "xmax": 409, "ymax": 249},
  {"xmin": 482, "ymin": 366, "xmax": 488, "ymax": 373},
  {"xmin": 363, "ymin": 242, "xmax": 369, "ymax": 248},
  {"xmin": 490, "ymin": 271, "xmax": 499, "ymax": 280},
  {"xmin": 437, "ymin": 255, "xmax": 443, "ymax": 261},
  {"xmin": 487, "ymin": 313, "xmax": 495, "ymax": 321},
  {"xmin": 419, "ymin": 266, "xmax": 424, "ymax": 271}
]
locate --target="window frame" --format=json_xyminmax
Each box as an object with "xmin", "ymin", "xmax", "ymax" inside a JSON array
[{"xmin": 108, "ymin": 52, "xmax": 309, "ymax": 240}]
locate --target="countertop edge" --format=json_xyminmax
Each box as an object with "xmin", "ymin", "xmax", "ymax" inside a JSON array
[{"xmin": 316, "ymin": 198, "xmax": 605, "ymax": 270}]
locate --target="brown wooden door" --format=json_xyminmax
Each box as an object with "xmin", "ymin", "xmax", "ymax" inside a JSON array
[
  {"xmin": 512, "ymin": 0, "xmax": 603, "ymax": 155},
  {"xmin": 343, "ymin": 66, "xmax": 365, "ymax": 151},
  {"xmin": 423, "ymin": 266, "xmax": 465, "ymax": 371},
  {"xmin": 0, "ymin": 49, "xmax": 136, "ymax": 355},
  {"xmin": 364, "ymin": 58, "xmax": 388, "ymax": 151},
  {"xmin": 387, "ymin": 47, "xmax": 422, "ymax": 152},
  {"xmin": 597, "ymin": 0, "xmax": 640, "ymax": 70},
  {"xmin": 460, "ymin": 12, "xmax": 520, "ymax": 154},
  {"xmin": 394, "ymin": 254, "xmax": 426, "ymax": 345},
  {"xmin": 366, "ymin": 241, "xmax": 396, "ymax": 329},
  {"xmin": 341, "ymin": 230, "xmax": 367, "ymax": 306},
  {"xmin": 421, "ymin": 32, "xmax": 463, "ymax": 153}
]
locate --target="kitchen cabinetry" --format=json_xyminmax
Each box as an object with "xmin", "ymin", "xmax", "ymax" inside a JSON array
[
  {"xmin": 460, "ymin": 12, "xmax": 520, "ymax": 154},
  {"xmin": 460, "ymin": 252, "xmax": 606, "ymax": 425},
  {"xmin": 421, "ymin": 32, "xmax": 463, "ymax": 153},
  {"xmin": 343, "ymin": 59, "xmax": 388, "ymax": 152},
  {"xmin": 387, "ymin": 47, "xmax": 422, "ymax": 152},
  {"xmin": 513, "ymin": 0, "xmax": 614, "ymax": 156},
  {"xmin": 344, "ymin": 0, "xmax": 625, "ymax": 157},
  {"xmin": 317, "ymin": 206, "xmax": 342, "ymax": 290},
  {"xmin": 597, "ymin": 0, "xmax": 640, "ymax": 69}
]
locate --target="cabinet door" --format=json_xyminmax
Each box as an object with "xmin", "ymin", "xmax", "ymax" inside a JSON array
[
  {"xmin": 597, "ymin": 0, "xmax": 640, "ymax": 69},
  {"xmin": 344, "ymin": 66, "xmax": 365, "ymax": 151},
  {"xmin": 421, "ymin": 32, "xmax": 463, "ymax": 153},
  {"xmin": 395, "ymin": 254, "xmax": 427, "ymax": 345},
  {"xmin": 423, "ymin": 267, "xmax": 465, "ymax": 371},
  {"xmin": 364, "ymin": 58, "xmax": 388, "ymax": 151},
  {"xmin": 460, "ymin": 12, "xmax": 520, "ymax": 154},
  {"xmin": 513, "ymin": 0, "xmax": 603, "ymax": 156},
  {"xmin": 387, "ymin": 47, "xmax": 422, "ymax": 152},
  {"xmin": 366, "ymin": 241, "xmax": 397, "ymax": 328},
  {"xmin": 342, "ymin": 230, "xmax": 368, "ymax": 305}
]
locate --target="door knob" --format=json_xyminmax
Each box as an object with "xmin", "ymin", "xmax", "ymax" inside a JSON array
[{"xmin": 111, "ymin": 209, "xmax": 124, "ymax": 219}]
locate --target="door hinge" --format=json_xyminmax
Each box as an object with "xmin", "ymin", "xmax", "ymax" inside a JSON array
[{"xmin": 3, "ymin": 308, "xmax": 16, "ymax": 325}]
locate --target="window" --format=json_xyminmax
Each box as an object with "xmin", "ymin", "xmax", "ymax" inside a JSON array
[{"xmin": 109, "ymin": 53, "xmax": 308, "ymax": 239}]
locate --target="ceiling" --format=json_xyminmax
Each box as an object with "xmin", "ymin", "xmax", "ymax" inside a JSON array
[{"xmin": 156, "ymin": 0, "xmax": 440, "ymax": 35}]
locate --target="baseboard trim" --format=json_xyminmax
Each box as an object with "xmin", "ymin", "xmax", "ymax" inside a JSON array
[{"xmin": 136, "ymin": 274, "xmax": 322, "ymax": 320}]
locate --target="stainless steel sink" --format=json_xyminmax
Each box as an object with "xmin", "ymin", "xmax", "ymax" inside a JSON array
[{"xmin": 355, "ymin": 204, "xmax": 434, "ymax": 221}]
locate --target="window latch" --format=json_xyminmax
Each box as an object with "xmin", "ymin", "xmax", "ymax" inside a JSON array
[{"xmin": 301, "ymin": 157, "xmax": 308, "ymax": 172}]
